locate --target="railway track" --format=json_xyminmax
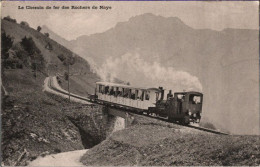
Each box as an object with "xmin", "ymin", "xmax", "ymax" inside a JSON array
[
  {"xmin": 47, "ymin": 76, "xmax": 229, "ymax": 135},
  {"xmin": 48, "ymin": 77, "xmax": 93, "ymax": 104},
  {"xmin": 134, "ymin": 112, "xmax": 229, "ymax": 135}
]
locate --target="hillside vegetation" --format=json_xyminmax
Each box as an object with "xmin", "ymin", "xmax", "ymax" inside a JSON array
[
  {"xmin": 1, "ymin": 18, "xmax": 101, "ymax": 165},
  {"xmin": 2, "ymin": 19, "xmax": 100, "ymax": 96}
]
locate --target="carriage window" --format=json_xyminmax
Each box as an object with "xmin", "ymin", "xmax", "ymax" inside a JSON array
[
  {"xmin": 123, "ymin": 88, "xmax": 129, "ymax": 98},
  {"xmin": 131, "ymin": 89, "xmax": 136, "ymax": 100},
  {"xmin": 141, "ymin": 91, "xmax": 144, "ymax": 101},
  {"xmin": 177, "ymin": 94, "xmax": 184, "ymax": 99},
  {"xmin": 145, "ymin": 91, "xmax": 150, "ymax": 100},
  {"xmin": 98, "ymin": 85, "xmax": 102, "ymax": 93},
  {"xmin": 156, "ymin": 92, "xmax": 159, "ymax": 101},
  {"xmin": 98, "ymin": 85, "xmax": 100, "ymax": 93},
  {"xmin": 115, "ymin": 87, "xmax": 119, "ymax": 97},
  {"xmin": 189, "ymin": 95, "xmax": 201, "ymax": 104}
]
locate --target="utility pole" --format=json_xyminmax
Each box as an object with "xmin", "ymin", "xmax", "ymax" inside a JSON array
[
  {"xmin": 66, "ymin": 54, "xmax": 75, "ymax": 102},
  {"xmin": 33, "ymin": 55, "xmax": 37, "ymax": 80},
  {"xmin": 67, "ymin": 61, "xmax": 70, "ymax": 102}
]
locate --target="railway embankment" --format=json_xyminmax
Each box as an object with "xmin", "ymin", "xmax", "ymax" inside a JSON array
[{"xmin": 81, "ymin": 114, "xmax": 260, "ymax": 166}]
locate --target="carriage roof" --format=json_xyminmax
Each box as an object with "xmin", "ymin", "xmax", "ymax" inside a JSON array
[{"xmin": 96, "ymin": 82, "xmax": 161, "ymax": 92}]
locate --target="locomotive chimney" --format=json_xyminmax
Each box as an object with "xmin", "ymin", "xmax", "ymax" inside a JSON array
[{"xmin": 159, "ymin": 87, "xmax": 164, "ymax": 100}]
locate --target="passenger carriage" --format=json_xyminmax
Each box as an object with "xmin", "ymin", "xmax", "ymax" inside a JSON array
[{"xmin": 95, "ymin": 82, "xmax": 162, "ymax": 111}]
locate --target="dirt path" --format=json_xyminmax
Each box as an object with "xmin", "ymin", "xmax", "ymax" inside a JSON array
[{"xmin": 28, "ymin": 149, "xmax": 88, "ymax": 166}]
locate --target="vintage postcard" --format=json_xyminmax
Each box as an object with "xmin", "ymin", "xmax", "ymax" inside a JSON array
[{"xmin": 1, "ymin": 1, "xmax": 259, "ymax": 166}]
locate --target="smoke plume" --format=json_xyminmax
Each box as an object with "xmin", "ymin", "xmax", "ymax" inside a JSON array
[{"xmin": 94, "ymin": 53, "xmax": 202, "ymax": 92}]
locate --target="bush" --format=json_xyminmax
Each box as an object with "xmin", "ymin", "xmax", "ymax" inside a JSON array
[
  {"xmin": 37, "ymin": 26, "xmax": 41, "ymax": 32},
  {"xmin": 57, "ymin": 54, "xmax": 66, "ymax": 62},
  {"xmin": 45, "ymin": 42, "xmax": 53, "ymax": 51},
  {"xmin": 3, "ymin": 16, "xmax": 16, "ymax": 23},
  {"xmin": 44, "ymin": 33, "xmax": 49, "ymax": 37},
  {"xmin": 31, "ymin": 54, "xmax": 46, "ymax": 71},
  {"xmin": 64, "ymin": 72, "xmax": 69, "ymax": 81},
  {"xmin": 54, "ymin": 148, "xmax": 61, "ymax": 153},
  {"xmin": 2, "ymin": 59, "xmax": 22, "ymax": 69},
  {"xmin": 20, "ymin": 21, "xmax": 29, "ymax": 27},
  {"xmin": 63, "ymin": 56, "xmax": 76, "ymax": 66}
]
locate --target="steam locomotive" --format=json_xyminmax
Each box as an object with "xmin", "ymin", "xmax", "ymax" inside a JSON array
[{"xmin": 92, "ymin": 82, "xmax": 203, "ymax": 125}]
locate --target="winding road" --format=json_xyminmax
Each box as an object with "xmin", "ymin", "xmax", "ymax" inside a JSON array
[{"xmin": 28, "ymin": 150, "xmax": 88, "ymax": 166}]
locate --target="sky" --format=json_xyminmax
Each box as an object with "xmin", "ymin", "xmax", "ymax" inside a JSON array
[{"xmin": 1, "ymin": 1, "xmax": 259, "ymax": 40}]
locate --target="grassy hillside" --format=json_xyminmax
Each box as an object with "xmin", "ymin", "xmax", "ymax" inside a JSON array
[
  {"xmin": 1, "ymin": 68, "xmax": 85, "ymax": 166},
  {"xmin": 81, "ymin": 115, "xmax": 260, "ymax": 166}
]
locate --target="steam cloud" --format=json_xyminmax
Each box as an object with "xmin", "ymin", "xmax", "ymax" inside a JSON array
[{"xmin": 93, "ymin": 53, "xmax": 202, "ymax": 92}]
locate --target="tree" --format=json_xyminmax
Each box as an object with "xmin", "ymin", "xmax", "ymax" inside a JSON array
[
  {"xmin": 64, "ymin": 72, "xmax": 69, "ymax": 81},
  {"xmin": 37, "ymin": 26, "xmax": 42, "ymax": 32},
  {"xmin": 1, "ymin": 32, "xmax": 14, "ymax": 59},
  {"xmin": 20, "ymin": 36, "xmax": 40, "ymax": 55}
]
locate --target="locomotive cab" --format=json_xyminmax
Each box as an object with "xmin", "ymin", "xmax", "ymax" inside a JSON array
[{"xmin": 171, "ymin": 91, "xmax": 203, "ymax": 124}]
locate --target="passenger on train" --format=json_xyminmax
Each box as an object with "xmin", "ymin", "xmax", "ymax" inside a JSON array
[
  {"xmin": 105, "ymin": 86, "xmax": 109, "ymax": 94},
  {"xmin": 167, "ymin": 90, "xmax": 173, "ymax": 99},
  {"xmin": 145, "ymin": 91, "xmax": 150, "ymax": 100},
  {"xmin": 131, "ymin": 90, "xmax": 136, "ymax": 100},
  {"xmin": 109, "ymin": 87, "xmax": 115, "ymax": 95},
  {"xmin": 123, "ymin": 88, "xmax": 129, "ymax": 98}
]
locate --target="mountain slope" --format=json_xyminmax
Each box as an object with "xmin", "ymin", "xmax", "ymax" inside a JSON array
[
  {"xmin": 1, "ymin": 18, "xmax": 105, "ymax": 165},
  {"xmin": 2, "ymin": 19, "xmax": 100, "ymax": 95},
  {"xmin": 41, "ymin": 25, "xmax": 71, "ymax": 50},
  {"xmin": 67, "ymin": 13, "xmax": 259, "ymax": 134}
]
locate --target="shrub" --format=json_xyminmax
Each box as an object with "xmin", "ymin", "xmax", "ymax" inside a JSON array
[
  {"xmin": 1, "ymin": 32, "xmax": 14, "ymax": 59},
  {"xmin": 31, "ymin": 54, "xmax": 46, "ymax": 71},
  {"xmin": 37, "ymin": 26, "xmax": 41, "ymax": 32},
  {"xmin": 64, "ymin": 72, "xmax": 69, "ymax": 81},
  {"xmin": 3, "ymin": 16, "xmax": 16, "ymax": 23},
  {"xmin": 54, "ymin": 148, "xmax": 61, "ymax": 153},
  {"xmin": 63, "ymin": 56, "xmax": 76, "ymax": 66},
  {"xmin": 57, "ymin": 54, "xmax": 66, "ymax": 62},
  {"xmin": 44, "ymin": 33, "xmax": 49, "ymax": 37},
  {"xmin": 20, "ymin": 21, "xmax": 29, "ymax": 27},
  {"xmin": 45, "ymin": 42, "xmax": 53, "ymax": 51}
]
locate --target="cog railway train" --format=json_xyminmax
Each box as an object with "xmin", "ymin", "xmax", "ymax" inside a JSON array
[{"xmin": 91, "ymin": 82, "xmax": 203, "ymax": 125}]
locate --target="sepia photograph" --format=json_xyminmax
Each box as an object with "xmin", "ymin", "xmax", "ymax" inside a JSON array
[{"xmin": 1, "ymin": 0, "xmax": 259, "ymax": 166}]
